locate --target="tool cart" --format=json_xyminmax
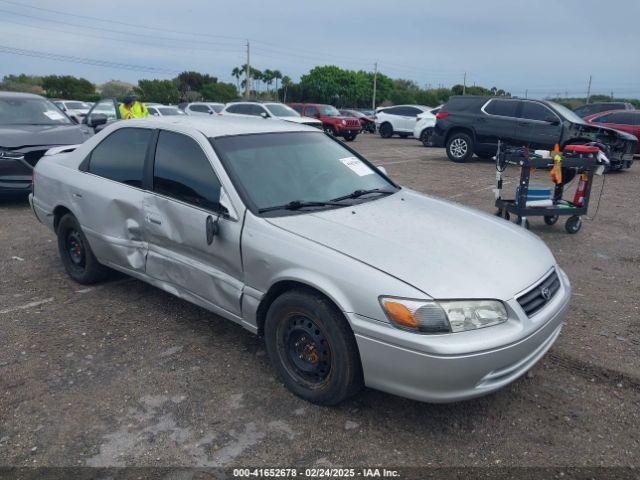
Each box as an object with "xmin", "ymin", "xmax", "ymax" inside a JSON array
[{"xmin": 494, "ymin": 143, "xmax": 605, "ymax": 234}]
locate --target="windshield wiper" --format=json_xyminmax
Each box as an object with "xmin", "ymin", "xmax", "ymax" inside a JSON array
[
  {"xmin": 330, "ymin": 188, "xmax": 397, "ymax": 202},
  {"xmin": 258, "ymin": 200, "xmax": 345, "ymax": 214}
]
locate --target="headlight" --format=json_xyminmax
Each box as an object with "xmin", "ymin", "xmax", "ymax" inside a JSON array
[
  {"xmin": 341, "ymin": 119, "xmax": 346, "ymax": 125},
  {"xmin": 379, "ymin": 297, "xmax": 508, "ymax": 334}
]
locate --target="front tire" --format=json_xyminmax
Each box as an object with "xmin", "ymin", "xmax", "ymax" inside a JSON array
[
  {"xmin": 57, "ymin": 213, "xmax": 109, "ymax": 284},
  {"xmin": 264, "ymin": 289, "xmax": 363, "ymax": 405},
  {"xmin": 379, "ymin": 122, "xmax": 393, "ymax": 138},
  {"xmin": 343, "ymin": 132, "xmax": 357, "ymax": 142},
  {"xmin": 324, "ymin": 125, "xmax": 337, "ymax": 137},
  {"xmin": 446, "ymin": 132, "xmax": 474, "ymax": 162}
]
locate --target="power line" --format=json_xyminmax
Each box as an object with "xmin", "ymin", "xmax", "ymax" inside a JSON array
[{"xmin": 0, "ymin": 44, "xmax": 179, "ymax": 74}]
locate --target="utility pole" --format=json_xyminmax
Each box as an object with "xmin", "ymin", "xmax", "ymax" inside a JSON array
[
  {"xmin": 463, "ymin": 72, "xmax": 466, "ymax": 95},
  {"xmin": 610, "ymin": 91, "xmax": 614, "ymax": 100},
  {"xmin": 244, "ymin": 41, "xmax": 251, "ymax": 99},
  {"xmin": 372, "ymin": 62, "xmax": 378, "ymax": 110},
  {"xmin": 586, "ymin": 75, "xmax": 592, "ymax": 104},
  {"xmin": 525, "ymin": 89, "xmax": 528, "ymax": 99}
]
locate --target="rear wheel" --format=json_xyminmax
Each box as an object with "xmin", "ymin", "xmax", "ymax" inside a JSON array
[
  {"xmin": 57, "ymin": 214, "xmax": 109, "ymax": 284},
  {"xmin": 565, "ymin": 215, "xmax": 582, "ymax": 234},
  {"xmin": 379, "ymin": 122, "xmax": 393, "ymax": 138},
  {"xmin": 264, "ymin": 289, "xmax": 363, "ymax": 405},
  {"xmin": 544, "ymin": 215, "xmax": 559, "ymax": 225},
  {"xmin": 446, "ymin": 132, "xmax": 474, "ymax": 162},
  {"xmin": 419, "ymin": 128, "xmax": 433, "ymax": 147}
]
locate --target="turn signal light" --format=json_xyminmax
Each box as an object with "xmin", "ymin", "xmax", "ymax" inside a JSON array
[{"xmin": 436, "ymin": 112, "xmax": 449, "ymax": 119}]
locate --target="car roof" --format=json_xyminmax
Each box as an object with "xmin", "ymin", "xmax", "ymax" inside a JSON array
[
  {"xmin": 122, "ymin": 115, "xmax": 315, "ymax": 137},
  {"xmin": 586, "ymin": 109, "xmax": 639, "ymax": 119},
  {"xmin": 0, "ymin": 91, "xmax": 47, "ymax": 100}
]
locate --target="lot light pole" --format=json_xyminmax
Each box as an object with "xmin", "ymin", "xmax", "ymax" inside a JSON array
[
  {"xmin": 463, "ymin": 72, "xmax": 466, "ymax": 95},
  {"xmin": 586, "ymin": 75, "xmax": 592, "ymax": 104},
  {"xmin": 245, "ymin": 41, "xmax": 251, "ymax": 99}
]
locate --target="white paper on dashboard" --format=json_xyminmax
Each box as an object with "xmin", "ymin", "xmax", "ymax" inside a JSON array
[
  {"xmin": 339, "ymin": 156, "xmax": 374, "ymax": 176},
  {"xmin": 44, "ymin": 110, "xmax": 65, "ymax": 120}
]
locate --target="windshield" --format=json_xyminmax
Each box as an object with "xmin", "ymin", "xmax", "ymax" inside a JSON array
[
  {"xmin": 158, "ymin": 107, "xmax": 185, "ymax": 116},
  {"xmin": 548, "ymin": 101, "xmax": 587, "ymax": 124},
  {"xmin": 318, "ymin": 105, "xmax": 341, "ymax": 116},
  {"xmin": 0, "ymin": 97, "xmax": 73, "ymax": 125},
  {"xmin": 213, "ymin": 132, "xmax": 396, "ymax": 215},
  {"xmin": 266, "ymin": 104, "xmax": 300, "ymax": 117},
  {"xmin": 66, "ymin": 101, "xmax": 90, "ymax": 110}
]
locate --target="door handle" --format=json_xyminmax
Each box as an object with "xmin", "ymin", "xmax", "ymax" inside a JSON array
[
  {"xmin": 206, "ymin": 215, "xmax": 219, "ymax": 245},
  {"xmin": 146, "ymin": 214, "xmax": 162, "ymax": 225},
  {"xmin": 72, "ymin": 192, "xmax": 82, "ymax": 198}
]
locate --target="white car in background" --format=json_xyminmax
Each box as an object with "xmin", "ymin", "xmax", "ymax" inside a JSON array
[
  {"xmin": 180, "ymin": 102, "xmax": 225, "ymax": 116},
  {"xmin": 53, "ymin": 100, "xmax": 92, "ymax": 123},
  {"xmin": 147, "ymin": 105, "xmax": 186, "ymax": 117},
  {"xmin": 375, "ymin": 105, "xmax": 432, "ymax": 138},
  {"xmin": 413, "ymin": 105, "xmax": 442, "ymax": 146},
  {"xmin": 221, "ymin": 102, "xmax": 322, "ymax": 128}
]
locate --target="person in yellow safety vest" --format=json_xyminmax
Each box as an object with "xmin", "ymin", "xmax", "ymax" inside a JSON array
[{"xmin": 119, "ymin": 95, "xmax": 149, "ymax": 119}]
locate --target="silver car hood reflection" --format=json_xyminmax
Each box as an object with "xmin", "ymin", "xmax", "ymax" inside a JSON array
[{"xmin": 267, "ymin": 189, "xmax": 555, "ymax": 300}]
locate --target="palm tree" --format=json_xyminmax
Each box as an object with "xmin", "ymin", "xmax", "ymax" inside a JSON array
[
  {"xmin": 231, "ymin": 67, "xmax": 242, "ymax": 92},
  {"xmin": 262, "ymin": 69, "xmax": 275, "ymax": 98},
  {"xmin": 251, "ymin": 68, "xmax": 263, "ymax": 95},
  {"xmin": 272, "ymin": 70, "xmax": 283, "ymax": 101},
  {"xmin": 281, "ymin": 75, "xmax": 292, "ymax": 103}
]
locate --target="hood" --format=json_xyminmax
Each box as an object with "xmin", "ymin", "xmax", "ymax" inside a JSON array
[
  {"xmin": 0, "ymin": 124, "xmax": 92, "ymax": 149},
  {"xmin": 578, "ymin": 122, "xmax": 637, "ymax": 141},
  {"xmin": 267, "ymin": 189, "xmax": 555, "ymax": 300},
  {"xmin": 282, "ymin": 116, "xmax": 322, "ymax": 124}
]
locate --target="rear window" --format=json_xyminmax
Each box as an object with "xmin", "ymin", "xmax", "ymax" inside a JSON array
[
  {"xmin": 484, "ymin": 99, "xmax": 519, "ymax": 117},
  {"xmin": 88, "ymin": 128, "xmax": 151, "ymax": 187}
]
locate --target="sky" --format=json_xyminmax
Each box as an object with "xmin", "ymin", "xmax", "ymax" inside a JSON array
[{"xmin": 0, "ymin": 0, "xmax": 639, "ymax": 98}]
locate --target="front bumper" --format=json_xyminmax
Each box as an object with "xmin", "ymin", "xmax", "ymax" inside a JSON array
[{"xmin": 349, "ymin": 270, "xmax": 571, "ymax": 403}]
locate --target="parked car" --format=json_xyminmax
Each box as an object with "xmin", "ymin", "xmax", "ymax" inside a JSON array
[
  {"xmin": 179, "ymin": 102, "xmax": 225, "ymax": 116},
  {"xmin": 413, "ymin": 105, "xmax": 442, "ymax": 146},
  {"xmin": 222, "ymin": 101, "xmax": 322, "ymax": 128},
  {"xmin": 375, "ymin": 105, "xmax": 432, "ymax": 138},
  {"xmin": 432, "ymin": 96, "xmax": 637, "ymax": 169},
  {"xmin": 53, "ymin": 100, "xmax": 92, "ymax": 123},
  {"xmin": 585, "ymin": 110, "xmax": 640, "ymax": 154},
  {"xmin": 339, "ymin": 109, "xmax": 376, "ymax": 133},
  {"xmin": 573, "ymin": 102, "xmax": 634, "ymax": 119},
  {"xmin": 288, "ymin": 103, "xmax": 361, "ymax": 141},
  {"xmin": 30, "ymin": 115, "xmax": 571, "ymax": 405},
  {"xmin": 0, "ymin": 91, "xmax": 93, "ymax": 197},
  {"xmin": 147, "ymin": 105, "xmax": 186, "ymax": 117}
]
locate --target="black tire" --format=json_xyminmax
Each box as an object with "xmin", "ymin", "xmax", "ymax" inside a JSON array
[
  {"xmin": 565, "ymin": 215, "xmax": 582, "ymax": 234},
  {"xmin": 324, "ymin": 125, "xmax": 337, "ymax": 137},
  {"xmin": 366, "ymin": 122, "xmax": 376, "ymax": 134},
  {"xmin": 544, "ymin": 215, "xmax": 559, "ymax": 225},
  {"xmin": 264, "ymin": 289, "xmax": 363, "ymax": 405},
  {"xmin": 343, "ymin": 133, "xmax": 357, "ymax": 142},
  {"xmin": 419, "ymin": 128, "xmax": 433, "ymax": 147},
  {"xmin": 57, "ymin": 213, "xmax": 109, "ymax": 284},
  {"xmin": 446, "ymin": 132, "xmax": 474, "ymax": 163},
  {"xmin": 379, "ymin": 122, "xmax": 393, "ymax": 138}
]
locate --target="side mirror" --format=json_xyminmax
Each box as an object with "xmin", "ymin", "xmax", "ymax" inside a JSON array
[
  {"xmin": 88, "ymin": 113, "xmax": 108, "ymax": 128},
  {"xmin": 377, "ymin": 166, "xmax": 388, "ymax": 176},
  {"xmin": 206, "ymin": 215, "xmax": 219, "ymax": 245},
  {"xmin": 546, "ymin": 117, "xmax": 560, "ymax": 126},
  {"xmin": 260, "ymin": 112, "xmax": 269, "ymax": 119}
]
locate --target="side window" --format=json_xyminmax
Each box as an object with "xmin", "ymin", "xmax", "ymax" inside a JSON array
[
  {"xmin": 226, "ymin": 104, "xmax": 244, "ymax": 114},
  {"xmin": 304, "ymin": 106, "xmax": 318, "ymax": 117},
  {"xmin": 520, "ymin": 102, "xmax": 557, "ymax": 122},
  {"xmin": 148, "ymin": 107, "xmax": 159, "ymax": 116},
  {"xmin": 89, "ymin": 99, "xmax": 117, "ymax": 121},
  {"xmin": 153, "ymin": 131, "xmax": 221, "ymax": 211},
  {"xmin": 88, "ymin": 128, "xmax": 151, "ymax": 187},
  {"xmin": 190, "ymin": 104, "xmax": 210, "ymax": 113},
  {"xmin": 607, "ymin": 113, "xmax": 634, "ymax": 124},
  {"xmin": 592, "ymin": 113, "xmax": 612, "ymax": 123},
  {"xmin": 484, "ymin": 99, "xmax": 519, "ymax": 118},
  {"xmin": 383, "ymin": 107, "xmax": 401, "ymax": 115},
  {"xmin": 403, "ymin": 107, "xmax": 422, "ymax": 117},
  {"xmin": 251, "ymin": 105, "xmax": 268, "ymax": 116}
]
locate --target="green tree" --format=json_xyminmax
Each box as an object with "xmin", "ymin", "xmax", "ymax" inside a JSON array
[
  {"xmin": 231, "ymin": 66, "xmax": 242, "ymax": 91},
  {"xmin": 0, "ymin": 74, "xmax": 43, "ymax": 94},
  {"xmin": 281, "ymin": 75, "xmax": 292, "ymax": 103},
  {"xmin": 41, "ymin": 75, "xmax": 97, "ymax": 101},
  {"xmin": 272, "ymin": 70, "xmax": 283, "ymax": 100},
  {"xmin": 99, "ymin": 80, "xmax": 135, "ymax": 99},
  {"xmin": 135, "ymin": 79, "xmax": 180, "ymax": 104},
  {"xmin": 176, "ymin": 71, "xmax": 217, "ymax": 100},
  {"xmin": 201, "ymin": 82, "xmax": 238, "ymax": 102}
]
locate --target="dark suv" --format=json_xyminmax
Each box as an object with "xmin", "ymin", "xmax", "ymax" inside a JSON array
[{"xmin": 431, "ymin": 96, "xmax": 637, "ymax": 169}]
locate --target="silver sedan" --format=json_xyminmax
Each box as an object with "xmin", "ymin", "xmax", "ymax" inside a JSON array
[{"xmin": 30, "ymin": 116, "xmax": 571, "ymax": 405}]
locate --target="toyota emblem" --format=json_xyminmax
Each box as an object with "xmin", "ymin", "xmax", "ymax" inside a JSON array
[{"xmin": 540, "ymin": 287, "xmax": 551, "ymax": 300}]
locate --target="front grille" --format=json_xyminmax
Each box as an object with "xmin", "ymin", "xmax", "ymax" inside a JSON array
[
  {"xmin": 23, "ymin": 150, "xmax": 47, "ymax": 168},
  {"xmin": 517, "ymin": 270, "xmax": 560, "ymax": 317}
]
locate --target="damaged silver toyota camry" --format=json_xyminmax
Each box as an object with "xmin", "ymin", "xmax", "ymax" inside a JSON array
[{"xmin": 30, "ymin": 117, "xmax": 571, "ymax": 405}]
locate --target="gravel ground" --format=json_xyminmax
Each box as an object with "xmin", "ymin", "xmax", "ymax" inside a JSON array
[{"xmin": 1, "ymin": 134, "xmax": 639, "ymax": 471}]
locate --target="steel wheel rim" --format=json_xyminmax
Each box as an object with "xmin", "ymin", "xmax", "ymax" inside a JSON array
[
  {"xmin": 279, "ymin": 313, "xmax": 331, "ymax": 386},
  {"xmin": 66, "ymin": 230, "xmax": 85, "ymax": 267},
  {"xmin": 450, "ymin": 138, "xmax": 467, "ymax": 157}
]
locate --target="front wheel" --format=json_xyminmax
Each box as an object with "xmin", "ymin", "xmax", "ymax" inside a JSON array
[
  {"xmin": 264, "ymin": 290, "xmax": 363, "ymax": 405},
  {"xmin": 57, "ymin": 213, "xmax": 109, "ymax": 284},
  {"xmin": 565, "ymin": 215, "xmax": 582, "ymax": 234},
  {"xmin": 446, "ymin": 132, "xmax": 474, "ymax": 162},
  {"xmin": 379, "ymin": 122, "xmax": 393, "ymax": 138},
  {"xmin": 324, "ymin": 125, "xmax": 337, "ymax": 137},
  {"xmin": 343, "ymin": 133, "xmax": 357, "ymax": 142},
  {"xmin": 420, "ymin": 128, "xmax": 433, "ymax": 147},
  {"xmin": 544, "ymin": 215, "xmax": 559, "ymax": 225}
]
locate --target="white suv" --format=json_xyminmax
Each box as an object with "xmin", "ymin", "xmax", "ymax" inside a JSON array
[
  {"xmin": 375, "ymin": 105, "xmax": 432, "ymax": 138},
  {"xmin": 180, "ymin": 102, "xmax": 225, "ymax": 116},
  {"xmin": 413, "ymin": 105, "xmax": 442, "ymax": 146},
  {"xmin": 221, "ymin": 102, "xmax": 322, "ymax": 128}
]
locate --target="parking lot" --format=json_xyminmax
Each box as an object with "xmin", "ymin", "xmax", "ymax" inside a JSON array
[{"xmin": 1, "ymin": 134, "xmax": 639, "ymax": 469}]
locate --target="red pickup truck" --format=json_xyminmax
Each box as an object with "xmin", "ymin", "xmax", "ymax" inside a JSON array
[{"xmin": 288, "ymin": 103, "xmax": 361, "ymax": 141}]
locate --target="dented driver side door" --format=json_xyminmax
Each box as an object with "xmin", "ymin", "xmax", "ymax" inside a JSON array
[{"xmin": 74, "ymin": 127, "xmax": 153, "ymax": 274}]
